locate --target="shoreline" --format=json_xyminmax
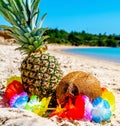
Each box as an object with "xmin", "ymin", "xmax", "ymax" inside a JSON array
[
  {"xmin": 62, "ymin": 48, "xmax": 120, "ymax": 64},
  {"xmin": 48, "ymin": 44, "xmax": 120, "ymax": 64},
  {"xmin": 48, "ymin": 44, "xmax": 120, "ymax": 67}
]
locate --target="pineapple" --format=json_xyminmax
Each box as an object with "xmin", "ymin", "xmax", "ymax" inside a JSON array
[{"xmin": 0, "ymin": 0, "xmax": 62, "ymax": 106}]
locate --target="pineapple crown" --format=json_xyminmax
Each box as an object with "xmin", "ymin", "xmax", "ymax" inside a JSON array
[{"xmin": 0, "ymin": 0, "xmax": 49, "ymax": 54}]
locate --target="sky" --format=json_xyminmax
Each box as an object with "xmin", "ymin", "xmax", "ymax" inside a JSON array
[{"xmin": 0, "ymin": 0, "xmax": 120, "ymax": 35}]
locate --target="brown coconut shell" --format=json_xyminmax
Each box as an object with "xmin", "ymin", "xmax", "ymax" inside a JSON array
[{"xmin": 56, "ymin": 71, "xmax": 102, "ymax": 105}]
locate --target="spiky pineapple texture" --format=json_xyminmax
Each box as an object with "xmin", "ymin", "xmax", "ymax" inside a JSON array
[
  {"xmin": 21, "ymin": 53, "xmax": 62, "ymax": 103},
  {"xmin": 0, "ymin": 0, "xmax": 63, "ymax": 106}
]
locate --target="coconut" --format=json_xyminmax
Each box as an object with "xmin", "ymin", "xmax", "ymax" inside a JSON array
[{"xmin": 56, "ymin": 71, "xmax": 102, "ymax": 105}]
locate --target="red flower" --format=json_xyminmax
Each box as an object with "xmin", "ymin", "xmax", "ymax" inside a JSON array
[
  {"xmin": 66, "ymin": 95, "xmax": 85, "ymax": 120},
  {"xmin": 4, "ymin": 80, "xmax": 24, "ymax": 100},
  {"xmin": 50, "ymin": 94, "xmax": 85, "ymax": 120}
]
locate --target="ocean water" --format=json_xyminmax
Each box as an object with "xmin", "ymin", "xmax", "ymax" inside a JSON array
[{"xmin": 63, "ymin": 47, "xmax": 120, "ymax": 63}]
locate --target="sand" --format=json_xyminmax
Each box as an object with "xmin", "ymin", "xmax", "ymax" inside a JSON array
[{"xmin": 0, "ymin": 43, "xmax": 120, "ymax": 126}]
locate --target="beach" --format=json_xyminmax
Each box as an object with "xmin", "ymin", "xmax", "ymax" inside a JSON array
[{"xmin": 0, "ymin": 43, "xmax": 120, "ymax": 126}]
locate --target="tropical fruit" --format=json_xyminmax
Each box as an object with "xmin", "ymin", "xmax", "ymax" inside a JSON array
[{"xmin": 0, "ymin": 0, "xmax": 62, "ymax": 106}]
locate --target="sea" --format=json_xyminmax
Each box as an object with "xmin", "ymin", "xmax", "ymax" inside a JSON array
[{"xmin": 63, "ymin": 47, "xmax": 120, "ymax": 63}]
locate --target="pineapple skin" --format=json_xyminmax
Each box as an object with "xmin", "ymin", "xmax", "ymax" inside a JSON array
[{"xmin": 21, "ymin": 52, "xmax": 62, "ymax": 106}]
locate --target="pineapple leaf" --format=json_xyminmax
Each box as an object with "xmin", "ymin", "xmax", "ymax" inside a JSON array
[
  {"xmin": 28, "ymin": 37, "xmax": 35, "ymax": 44},
  {"xmin": 34, "ymin": 36, "xmax": 40, "ymax": 41},
  {"xmin": 37, "ymin": 13, "xmax": 47, "ymax": 28},
  {"xmin": 31, "ymin": 0, "xmax": 40, "ymax": 27},
  {"xmin": 6, "ymin": 32, "xmax": 23, "ymax": 43},
  {"xmin": 9, "ymin": 0, "xmax": 22, "ymax": 22},
  {"xmin": 31, "ymin": 0, "xmax": 40, "ymax": 14},
  {"xmin": 33, "ymin": 41, "xmax": 40, "ymax": 48},
  {"xmin": 7, "ymin": 32, "xmax": 28, "ymax": 44},
  {"xmin": 0, "ymin": 9, "xmax": 9, "ymax": 21},
  {"xmin": 6, "ymin": 11, "xmax": 18, "ymax": 26},
  {"xmin": 28, "ymin": 45, "xmax": 36, "ymax": 52},
  {"xmin": 0, "ymin": 0, "xmax": 49, "ymax": 54},
  {"xmin": 0, "ymin": 25, "xmax": 13, "ymax": 33},
  {"xmin": 12, "ymin": 26, "xmax": 24, "ymax": 35},
  {"xmin": 40, "ymin": 35, "xmax": 49, "ymax": 42},
  {"xmin": 30, "ymin": 29, "xmax": 38, "ymax": 36},
  {"xmin": 36, "ymin": 27, "xmax": 48, "ymax": 36},
  {"xmin": 0, "ymin": 7, "xmax": 12, "ymax": 24},
  {"xmin": 0, "ymin": 25, "xmax": 28, "ymax": 44},
  {"xmin": 21, "ymin": 0, "xmax": 29, "ymax": 23},
  {"xmin": 16, "ymin": 44, "xmax": 36, "ymax": 54},
  {"xmin": 0, "ymin": 1, "xmax": 17, "ymax": 25},
  {"xmin": 9, "ymin": 0, "xmax": 20, "ymax": 12},
  {"xmin": 30, "ymin": 11, "xmax": 39, "ymax": 29},
  {"xmin": 0, "ymin": 1, "xmax": 27, "ymax": 32},
  {"xmin": 24, "ymin": 32, "xmax": 31, "ymax": 38},
  {"xmin": 0, "ymin": 0, "xmax": 8, "ymax": 8},
  {"xmin": 2, "ymin": 0, "xmax": 9, "ymax": 4},
  {"xmin": 25, "ymin": 0, "xmax": 31, "ymax": 27},
  {"xmin": 27, "ymin": 0, "xmax": 31, "ymax": 12},
  {"xmin": 17, "ymin": 35, "xmax": 29, "ymax": 43}
]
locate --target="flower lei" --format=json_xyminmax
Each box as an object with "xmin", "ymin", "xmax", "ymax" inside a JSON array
[{"xmin": 2, "ymin": 76, "xmax": 116, "ymax": 123}]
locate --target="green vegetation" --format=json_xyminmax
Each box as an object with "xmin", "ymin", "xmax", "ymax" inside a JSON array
[
  {"xmin": 1, "ymin": 27, "xmax": 120, "ymax": 47},
  {"xmin": 45, "ymin": 28, "xmax": 120, "ymax": 47}
]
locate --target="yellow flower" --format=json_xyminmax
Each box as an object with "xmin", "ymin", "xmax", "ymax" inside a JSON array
[
  {"xmin": 33, "ymin": 96, "xmax": 51, "ymax": 116},
  {"xmin": 7, "ymin": 76, "xmax": 22, "ymax": 85},
  {"xmin": 101, "ymin": 88, "xmax": 116, "ymax": 112}
]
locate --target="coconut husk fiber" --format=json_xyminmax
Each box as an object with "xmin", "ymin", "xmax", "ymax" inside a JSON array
[{"xmin": 56, "ymin": 71, "xmax": 102, "ymax": 105}]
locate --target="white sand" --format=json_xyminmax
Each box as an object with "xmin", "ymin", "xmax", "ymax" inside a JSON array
[{"xmin": 0, "ymin": 43, "xmax": 120, "ymax": 126}]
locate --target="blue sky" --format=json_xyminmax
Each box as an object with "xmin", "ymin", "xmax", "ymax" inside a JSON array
[{"xmin": 0, "ymin": 0, "xmax": 120, "ymax": 35}]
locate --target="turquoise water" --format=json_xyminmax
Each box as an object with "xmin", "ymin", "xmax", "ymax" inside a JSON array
[{"xmin": 64, "ymin": 47, "xmax": 120, "ymax": 63}]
